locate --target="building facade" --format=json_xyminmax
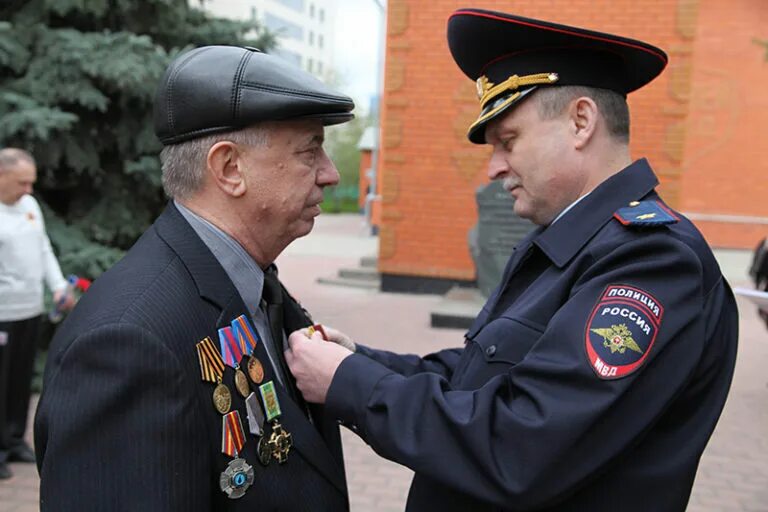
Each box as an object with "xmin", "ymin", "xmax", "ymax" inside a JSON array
[
  {"xmin": 374, "ymin": 0, "xmax": 768, "ymax": 293},
  {"xmin": 197, "ymin": 0, "xmax": 337, "ymax": 79}
]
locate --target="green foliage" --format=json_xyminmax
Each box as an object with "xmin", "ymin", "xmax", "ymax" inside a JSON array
[
  {"xmin": 0, "ymin": 0, "xmax": 276, "ymax": 283},
  {"xmin": 322, "ymin": 112, "xmax": 370, "ymax": 213}
]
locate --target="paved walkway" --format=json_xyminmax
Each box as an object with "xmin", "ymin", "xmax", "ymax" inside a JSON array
[{"xmin": 1, "ymin": 214, "xmax": 766, "ymax": 511}]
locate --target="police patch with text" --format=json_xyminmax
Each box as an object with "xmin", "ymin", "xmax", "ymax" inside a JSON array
[{"xmin": 584, "ymin": 285, "xmax": 663, "ymax": 379}]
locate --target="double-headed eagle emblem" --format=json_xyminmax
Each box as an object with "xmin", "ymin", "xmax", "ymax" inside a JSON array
[{"xmin": 590, "ymin": 324, "xmax": 643, "ymax": 354}]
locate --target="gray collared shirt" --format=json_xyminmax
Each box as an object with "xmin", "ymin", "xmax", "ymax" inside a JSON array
[{"xmin": 176, "ymin": 200, "xmax": 285, "ymax": 386}]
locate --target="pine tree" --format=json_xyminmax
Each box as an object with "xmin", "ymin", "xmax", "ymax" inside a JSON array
[{"xmin": 0, "ymin": 0, "xmax": 276, "ymax": 278}]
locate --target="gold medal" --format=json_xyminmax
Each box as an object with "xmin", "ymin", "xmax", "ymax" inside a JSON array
[
  {"xmin": 213, "ymin": 383, "xmax": 232, "ymax": 415},
  {"xmin": 234, "ymin": 369, "xmax": 250, "ymax": 398},
  {"xmin": 247, "ymin": 356, "xmax": 264, "ymax": 384},
  {"xmin": 268, "ymin": 421, "xmax": 292, "ymax": 464},
  {"xmin": 257, "ymin": 436, "xmax": 272, "ymax": 466}
]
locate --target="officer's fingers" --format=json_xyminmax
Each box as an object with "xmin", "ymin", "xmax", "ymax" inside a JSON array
[
  {"xmin": 322, "ymin": 325, "xmax": 344, "ymax": 341},
  {"xmin": 287, "ymin": 330, "xmax": 309, "ymax": 352}
]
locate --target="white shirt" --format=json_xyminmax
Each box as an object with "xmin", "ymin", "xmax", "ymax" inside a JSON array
[{"xmin": 0, "ymin": 195, "xmax": 67, "ymax": 321}]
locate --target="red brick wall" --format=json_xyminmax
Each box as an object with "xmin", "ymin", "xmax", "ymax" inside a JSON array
[
  {"xmin": 678, "ymin": 0, "xmax": 768, "ymax": 248},
  {"xmin": 377, "ymin": 0, "xmax": 766, "ymax": 282},
  {"xmin": 358, "ymin": 149, "xmax": 372, "ymax": 210}
]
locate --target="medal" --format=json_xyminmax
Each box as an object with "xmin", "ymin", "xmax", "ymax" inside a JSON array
[
  {"xmin": 220, "ymin": 411, "xmax": 251, "ymax": 498},
  {"xmin": 234, "ymin": 369, "xmax": 250, "ymax": 398},
  {"xmin": 267, "ymin": 421, "xmax": 292, "ymax": 464},
  {"xmin": 219, "ymin": 326, "xmax": 244, "ymax": 368},
  {"xmin": 219, "ymin": 458, "xmax": 254, "ymax": 499},
  {"xmin": 259, "ymin": 381, "xmax": 282, "ymax": 422},
  {"xmin": 307, "ymin": 324, "xmax": 327, "ymax": 340},
  {"xmin": 231, "ymin": 315, "xmax": 260, "ymax": 355},
  {"xmin": 213, "ymin": 383, "xmax": 232, "ymax": 415},
  {"xmin": 196, "ymin": 336, "xmax": 225, "ymax": 384},
  {"xmin": 259, "ymin": 381, "xmax": 292, "ymax": 463},
  {"xmin": 221, "ymin": 410, "xmax": 246, "ymax": 458},
  {"xmin": 197, "ymin": 336, "xmax": 231, "ymax": 414},
  {"xmin": 247, "ymin": 355, "xmax": 264, "ymax": 384},
  {"xmin": 257, "ymin": 436, "xmax": 272, "ymax": 466},
  {"xmin": 245, "ymin": 392, "xmax": 265, "ymax": 436}
]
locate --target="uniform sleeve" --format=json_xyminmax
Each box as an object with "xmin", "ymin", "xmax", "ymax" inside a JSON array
[
  {"xmin": 35, "ymin": 323, "xmax": 211, "ymax": 511},
  {"xmin": 326, "ymin": 235, "xmax": 710, "ymax": 510},
  {"xmin": 32, "ymin": 199, "xmax": 67, "ymax": 293},
  {"xmin": 356, "ymin": 344, "xmax": 464, "ymax": 379}
]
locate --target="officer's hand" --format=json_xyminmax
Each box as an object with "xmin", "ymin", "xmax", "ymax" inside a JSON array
[
  {"xmin": 54, "ymin": 288, "xmax": 75, "ymax": 311},
  {"xmin": 320, "ymin": 325, "xmax": 356, "ymax": 352},
  {"xmin": 286, "ymin": 329, "xmax": 353, "ymax": 403}
]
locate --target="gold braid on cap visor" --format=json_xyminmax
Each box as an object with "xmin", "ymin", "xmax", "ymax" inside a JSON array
[{"xmin": 469, "ymin": 72, "xmax": 560, "ymax": 135}]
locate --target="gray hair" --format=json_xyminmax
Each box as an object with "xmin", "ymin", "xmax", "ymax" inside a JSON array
[
  {"xmin": 160, "ymin": 125, "xmax": 270, "ymax": 199},
  {"xmin": 0, "ymin": 148, "xmax": 35, "ymax": 172},
  {"xmin": 534, "ymin": 86, "xmax": 630, "ymax": 143}
]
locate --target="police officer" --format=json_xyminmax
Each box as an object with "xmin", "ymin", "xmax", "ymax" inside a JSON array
[{"xmin": 286, "ymin": 8, "xmax": 739, "ymax": 512}]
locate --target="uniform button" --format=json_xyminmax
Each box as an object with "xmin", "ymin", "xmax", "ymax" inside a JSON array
[{"xmin": 485, "ymin": 345, "xmax": 497, "ymax": 357}]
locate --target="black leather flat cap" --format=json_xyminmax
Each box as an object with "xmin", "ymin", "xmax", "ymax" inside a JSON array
[{"xmin": 154, "ymin": 45, "xmax": 355, "ymax": 145}]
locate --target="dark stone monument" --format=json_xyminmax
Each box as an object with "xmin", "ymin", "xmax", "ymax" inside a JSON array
[{"xmin": 469, "ymin": 180, "xmax": 534, "ymax": 297}]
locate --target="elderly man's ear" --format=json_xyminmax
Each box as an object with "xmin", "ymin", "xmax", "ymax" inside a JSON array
[{"xmin": 207, "ymin": 141, "xmax": 248, "ymax": 198}]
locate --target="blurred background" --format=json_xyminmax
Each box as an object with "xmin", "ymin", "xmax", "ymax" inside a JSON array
[{"xmin": 0, "ymin": 0, "xmax": 766, "ymax": 510}]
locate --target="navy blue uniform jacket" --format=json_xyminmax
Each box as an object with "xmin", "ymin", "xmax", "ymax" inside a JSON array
[
  {"xmin": 327, "ymin": 160, "xmax": 738, "ymax": 511},
  {"xmin": 34, "ymin": 204, "xmax": 349, "ymax": 511}
]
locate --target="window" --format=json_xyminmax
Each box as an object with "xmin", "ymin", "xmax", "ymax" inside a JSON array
[
  {"xmin": 273, "ymin": 48, "xmax": 302, "ymax": 67},
  {"xmin": 317, "ymin": 61, "xmax": 323, "ymax": 74},
  {"xmin": 319, "ymin": 8, "xmax": 325, "ymax": 22},
  {"xmin": 275, "ymin": 0, "xmax": 304, "ymax": 11},
  {"xmin": 309, "ymin": 4, "xmax": 315, "ymax": 18},
  {"xmin": 264, "ymin": 12, "xmax": 303, "ymax": 41},
  {"xmin": 318, "ymin": 34, "xmax": 324, "ymax": 49},
  {"xmin": 309, "ymin": 31, "xmax": 315, "ymax": 45},
  {"xmin": 250, "ymin": 7, "xmax": 257, "ymax": 20},
  {"xmin": 307, "ymin": 58, "xmax": 314, "ymax": 72}
]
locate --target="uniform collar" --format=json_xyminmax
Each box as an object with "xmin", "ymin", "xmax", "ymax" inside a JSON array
[{"xmin": 533, "ymin": 158, "xmax": 659, "ymax": 268}]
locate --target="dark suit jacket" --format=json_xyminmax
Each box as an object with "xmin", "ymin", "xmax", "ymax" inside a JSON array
[{"xmin": 34, "ymin": 203, "xmax": 349, "ymax": 511}]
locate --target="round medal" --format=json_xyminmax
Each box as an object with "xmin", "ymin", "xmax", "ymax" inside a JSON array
[
  {"xmin": 247, "ymin": 356, "xmax": 264, "ymax": 384},
  {"xmin": 219, "ymin": 458, "xmax": 254, "ymax": 499},
  {"xmin": 213, "ymin": 383, "xmax": 232, "ymax": 415},
  {"xmin": 257, "ymin": 436, "xmax": 272, "ymax": 466},
  {"xmin": 234, "ymin": 369, "xmax": 250, "ymax": 398}
]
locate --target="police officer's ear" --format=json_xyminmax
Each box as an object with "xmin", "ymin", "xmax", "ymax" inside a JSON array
[
  {"xmin": 568, "ymin": 96, "xmax": 599, "ymax": 150},
  {"xmin": 206, "ymin": 141, "xmax": 248, "ymax": 198}
]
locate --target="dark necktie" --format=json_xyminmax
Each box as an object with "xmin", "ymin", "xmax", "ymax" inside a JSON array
[{"xmin": 262, "ymin": 265, "xmax": 310, "ymax": 417}]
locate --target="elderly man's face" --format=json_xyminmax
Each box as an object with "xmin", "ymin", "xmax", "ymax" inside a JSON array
[
  {"xmin": 242, "ymin": 119, "xmax": 340, "ymax": 241},
  {"xmin": 484, "ymin": 93, "xmax": 586, "ymax": 226},
  {"xmin": 0, "ymin": 161, "xmax": 36, "ymax": 206}
]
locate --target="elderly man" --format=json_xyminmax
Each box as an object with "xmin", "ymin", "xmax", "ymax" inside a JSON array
[
  {"xmin": 286, "ymin": 9, "xmax": 738, "ymax": 512},
  {"xmin": 35, "ymin": 46, "xmax": 353, "ymax": 510},
  {"xmin": 0, "ymin": 148, "xmax": 74, "ymax": 480}
]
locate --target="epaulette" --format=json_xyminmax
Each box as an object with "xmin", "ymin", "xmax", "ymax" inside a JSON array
[{"xmin": 613, "ymin": 200, "xmax": 678, "ymax": 228}]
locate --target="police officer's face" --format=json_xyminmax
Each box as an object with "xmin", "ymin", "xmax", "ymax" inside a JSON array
[
  {"xmin": 485, "ymin": 95, "xmax": 586, "ymax": 225},
  {"xmin": 0, "ymin": 161, "xmax": 36, "ymax": 206},
  {"xmin": 242, "ymin": 120, "xmax": 340, "ymax": 241}
]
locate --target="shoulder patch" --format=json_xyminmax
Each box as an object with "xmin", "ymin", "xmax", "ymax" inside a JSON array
[
  {"xmin": 613, "ymin": 200, "xmax": 678, "ymax": 227},
  {"xmin": 584, "ymin": 285, "xmax": 663, "ymax": 379}
]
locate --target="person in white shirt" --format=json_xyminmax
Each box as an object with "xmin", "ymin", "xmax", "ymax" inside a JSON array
[{"xmin": 0, "ymin": 148, "xmax": 74, "ymax": 479}]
